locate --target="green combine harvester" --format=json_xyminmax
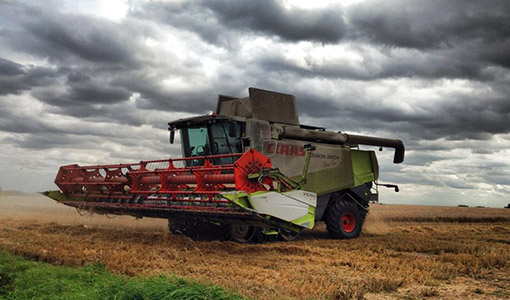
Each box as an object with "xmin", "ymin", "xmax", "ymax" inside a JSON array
[{"xmin": 44, "ymin": 88, "xmax": 404, "ymax": 242}]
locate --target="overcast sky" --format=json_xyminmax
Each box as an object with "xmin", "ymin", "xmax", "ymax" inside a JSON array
[{"xmin": 1, "ymin": 0, "xmax": 509, "ymax": 207}]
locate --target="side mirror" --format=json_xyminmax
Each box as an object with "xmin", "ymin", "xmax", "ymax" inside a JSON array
[
  {"xmin": 304, "ymin": 144, "xmax": 316, "ymax": 151},
  {"xmin": 169, "ymin": 128, "xmax": 175, "ymax": 144},
  {"xmin": 229, "ymin": 122, "xmax": 237, "ymax": 138}
]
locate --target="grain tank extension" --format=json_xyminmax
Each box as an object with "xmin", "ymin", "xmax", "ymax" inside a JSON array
[{"xmin": 44, "ymin": 88, "xmax": 404, "ymax": 242}]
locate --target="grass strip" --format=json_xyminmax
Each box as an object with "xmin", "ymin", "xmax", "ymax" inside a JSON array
[{"xmin": 0, "ymin": 251, "xmax": 245, "ymax": 300}]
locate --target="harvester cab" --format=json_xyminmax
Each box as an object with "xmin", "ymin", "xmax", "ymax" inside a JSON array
[{"xmin": 44, "ymin": 87, "xmax": 404, "ymax": 243}]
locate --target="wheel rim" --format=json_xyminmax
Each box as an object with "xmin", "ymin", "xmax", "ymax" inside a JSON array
[
  {"xmin": 230, "ymin": 224, "xmax": 256, "ymax": 243},
  {"xmin": 341, "ymin": 213, "xmax": 356, "ymax": 233},
  {"xmin": 234, "ymin": 225, "xmax": 249, "ymax": 236},
  {"xmin": 279, "ymin": 228, "xmax": 300, "ymax": 242}
]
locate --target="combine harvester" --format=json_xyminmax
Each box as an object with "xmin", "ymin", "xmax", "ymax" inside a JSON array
[{"xmin": 44, "ymin": 88, "xmax": 404, "ymax": 242}]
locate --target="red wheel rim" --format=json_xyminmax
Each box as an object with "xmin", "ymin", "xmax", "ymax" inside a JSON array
[{"xmin": 341, "ymin": 213, "xmax": 356, "ymax": 233}]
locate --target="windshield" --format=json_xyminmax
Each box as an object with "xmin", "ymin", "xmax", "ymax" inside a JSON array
[{"xmin": 180, "ymin": 122, "xmax": 242, "ymax": 165}]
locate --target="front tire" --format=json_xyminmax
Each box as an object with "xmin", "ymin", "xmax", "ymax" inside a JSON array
[{"xmin": 325, "ymin": 195, "xmax": 363, "ymax": 239}]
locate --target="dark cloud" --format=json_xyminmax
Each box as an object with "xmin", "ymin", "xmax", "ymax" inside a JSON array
[
  {"xmin": 311, "ymin": 94, "xmax": 510, "ymax": 141},
  {"xmin": 25, "ymin": 18, "xmax": 130, "ymax": 63},
  {"xmin": 67, "ymin": 81, "xmax": 131, "ymax": 104},
  {"xmin": 1, "ymin": 130, "xmax": 167, "ymax": 152},
  {"xmin": 134, "ymin": 0, "xmax": 346, "ymax": 45},
  {"xmin": 124, "ymin": 79, "xmax": 243, "ymax": 114},
  {"xmin": 134, "ymin": 89, "xmax": 213, "ymax": 113},
  {"xmin": 347, "ymin": 0, "xmax": 510, "ymax": 50},
  {"xmin": 30, "ymin": 79, "xmax": 132, "ymax": 123},
  {"xmin": 401, "ymin": 152, "xmax": 443, "ymax": 167},
  {"xmin": 202, "ymin": 0, "xmax": 346, "ymax": 43},
  {"xmin": 0, "ymin": 58, "xmax": 23, "ymax": 76},
  {"xmin": 0, "ymin": 111, "xmax": 56, "ymax": 135},
  {"xmin": 2, "ymin": 133, "xmax": 77, "ymax": 150},
  {"xmin": 131, "ymin": 1, "xmax": 233, "ymax": 47},
  {"xmin": 255, "ymin": 48, "xmax": 486, "ymax": 81},
  {"xmin": 480, "ymin": 40, "xmax": 510, "ymax": 69},
  {"xmin": 0, "ymin": 58, "xmax": 59, "ymax": 95},
  {"xmin": 0, "ymin": 4, "xmax": 138, "ymax": 66},
  {"xmin": 32, "ymin": 88, "xmax": 141, "ymax": 126}
]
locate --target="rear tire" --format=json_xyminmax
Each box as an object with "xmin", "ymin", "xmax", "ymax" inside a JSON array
[
  {"xmin": 227, "ymin": 224, "xmax": 257, "ymax": 243},
  {"xmin": 325, "ymin": 194, "xmax": 363, "ymax": 239}
]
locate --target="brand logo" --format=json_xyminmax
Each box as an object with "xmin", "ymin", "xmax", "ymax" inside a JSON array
[{"xmin": 266, "ymin": 143, "xmax": 306, "ymax": 157}]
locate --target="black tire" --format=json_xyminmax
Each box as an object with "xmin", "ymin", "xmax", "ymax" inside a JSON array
[
  {"xmin": 227, "ymin": 224, "xmax": 257, "ymax": 243},
  {"xmin": 359, "ymin": 206, "xmax": 369, "ymax": 220},
  {"xmin": 325, "ymin": 195, "xmax": 363, "ymax": 239},
  {"xmin": 278, "ymin": 228, "xmax": 302, "ymax": 242}
]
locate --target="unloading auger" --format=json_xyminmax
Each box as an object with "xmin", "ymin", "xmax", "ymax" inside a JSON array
[{"xmin": 44, "ymin": 88, "xmax": 404, "ymax": 242}]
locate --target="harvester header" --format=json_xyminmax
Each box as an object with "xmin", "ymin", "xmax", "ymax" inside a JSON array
[{"xmin": 45, "ymin": 87, "xmax": 404, "ymax": 242}]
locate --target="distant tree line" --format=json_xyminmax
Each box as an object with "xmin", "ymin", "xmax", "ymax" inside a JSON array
[{"xmin": 0, "ymin": 187, "xmax": 26, "ymax": 196}]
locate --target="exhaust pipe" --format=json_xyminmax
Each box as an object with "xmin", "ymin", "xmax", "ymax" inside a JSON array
[{"xmin": 344, "ymin": 134, "xmax": 405, "ymax": 164}]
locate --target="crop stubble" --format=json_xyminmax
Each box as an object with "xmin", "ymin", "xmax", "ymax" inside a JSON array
[{"xmin": 0, "ymin": 194, "xmax": 509, "ymax": 299}]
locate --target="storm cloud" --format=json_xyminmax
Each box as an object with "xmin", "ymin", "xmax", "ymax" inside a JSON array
[{"xmin": 0, "ymin": 0, "xmax": 509, "ymax": 206}]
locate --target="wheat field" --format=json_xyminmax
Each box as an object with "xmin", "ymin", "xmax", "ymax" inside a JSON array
[{"xmin": 0, "ymin": 194, "xmax": 509, "ymax": 300}]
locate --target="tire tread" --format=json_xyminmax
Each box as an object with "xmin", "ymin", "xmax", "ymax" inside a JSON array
[{"xmin": 325, "ymin": 194, "xmax": 363, "ymax": 239}]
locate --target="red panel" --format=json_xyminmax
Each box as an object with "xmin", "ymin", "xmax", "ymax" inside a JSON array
[{"xmin": 54, "ymin": 150, "xmax": 276, "ymax": 212}]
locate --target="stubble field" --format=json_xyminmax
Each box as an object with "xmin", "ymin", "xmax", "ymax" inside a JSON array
[{"xmin": 0, "ymin": 194, "xmax": 509, "ymax": 300}]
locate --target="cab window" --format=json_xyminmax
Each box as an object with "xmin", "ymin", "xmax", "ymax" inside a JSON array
[
  {"xmin": 210, "ymin": 123, "xmax": 242, "ymax": 155},
  {"xmin": 180, "ymin": 122, "xmax": 243, "ymax": 166},
  {"xmin": 186, "ymin": 127, "xmax": 211, "ymax": 157}
]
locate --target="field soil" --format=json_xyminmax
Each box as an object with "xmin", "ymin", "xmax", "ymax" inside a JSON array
[{"xmin": 1, "ymin": 194, "xmax": 509, "ymax": 300}]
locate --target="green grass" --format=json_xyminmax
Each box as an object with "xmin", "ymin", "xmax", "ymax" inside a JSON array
[{"xmin": 0, "ymin": 251, "xmax": 245, "ymax": 300}]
